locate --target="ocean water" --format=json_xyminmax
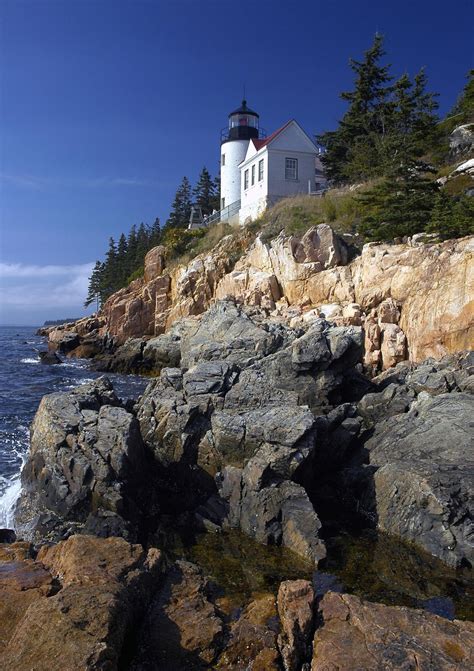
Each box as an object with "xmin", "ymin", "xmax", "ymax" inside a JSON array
[{"xmin": 0, "ymin": 325, "xmax": 148, "ymax": 529}]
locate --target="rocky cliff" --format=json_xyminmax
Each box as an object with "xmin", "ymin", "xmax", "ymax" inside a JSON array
[{"xmin": 46, "ymin": 226, "xmax": 474, "ymax": 372}]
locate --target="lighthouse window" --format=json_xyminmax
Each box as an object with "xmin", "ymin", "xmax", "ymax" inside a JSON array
[
  {"xmin": 258, "ymin": 159, "xmax": 264, "ymax": 181},
  {"xmin": 251, "ymin": 164, "xmax": 255, "ymax": 186},
  {"xmin": 285, "ymin": 157, "xmax": 298, "ymax": 180},
  {"xmin": 244, "ymin": 169, "xmax": 249, "ymax": 190},
  {"xmin": 221, "ymin": 153, "xmax": 225, "ymax": 166}
]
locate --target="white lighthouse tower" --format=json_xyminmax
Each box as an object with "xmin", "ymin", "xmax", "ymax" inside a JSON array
[{"xmin": 220, "ymin": 100, "xmax": 261, "ymax": 220}]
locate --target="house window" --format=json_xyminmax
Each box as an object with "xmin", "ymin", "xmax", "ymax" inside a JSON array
[
  {"xmin": 244, "ymin": 169, "xmax": 249, "ymax": 190},
  {"xmin": 221, "ymin": 197, "xmax": 225, "ymax": 209},
  {"xmin": 251, "ymin": 164, "xmax": 255, "ymax": 186},
  {"xmin": 221, "ymin": 153, "xmax": 225, "ymax": 166},
  {"xmin": 285, "ymin": 157, "xmax": 298, "ymax": 180},
  {"xmin": 258, "ymin": 159, "xmax": 264, "ymax": 181}
]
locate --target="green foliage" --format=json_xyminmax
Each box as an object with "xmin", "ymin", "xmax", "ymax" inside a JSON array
[
  {"xmin": 84, "ymin": 221, "xmax": 162, "ymax": 308},
  {"xmin": 85, "ymin": 167, "xmax": 220, "ymax": 309},
  {"xmin": 126, "ymin": 266, "xmax": 144, "ymax": 284},
  {"xmin": 161, "ymin": 226, "xmax": 206, "ymax": 258},
  {"xmin": 447, "ymin": 69, "xmax": 474, "ymax": 127},
  {"xmin": 427, "ymin": 191, "xmax": 474, "ymax": 239},
  {"xmin": 358, "ymin": 168, "xmax": 439, "ymax": 241},
  {"xmin": 318, "ymin": 35, "xmax": 440, "ymax": 184},
  {"xmin": 193, "ymin": 167, "xmax": 219, "ymax": 215},
  {"xmin": 164, "ymin": 176, "xmax": 193, "ymax": 230}
]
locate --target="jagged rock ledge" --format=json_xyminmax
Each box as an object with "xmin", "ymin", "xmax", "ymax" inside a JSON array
[{"xmin": 40, "ymin": 226, "xmax": 474, "ymax": 374}]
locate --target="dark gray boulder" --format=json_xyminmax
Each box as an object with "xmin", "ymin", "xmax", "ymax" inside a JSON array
[
  {"xmin": 15, "ymin": 377, "xmax": 150, "ymax": 544},
  {"xmin": 39, "ymin": 350, "xmax": 62, "ymax": 365},
  {"xmin": 357, "ymin": 392, "xmax": 474, "ymax": 567}
]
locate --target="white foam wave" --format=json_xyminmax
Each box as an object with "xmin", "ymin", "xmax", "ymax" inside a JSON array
[
  {"xmin": 0, "ymin": 475, "xmax": 22, "ymax": 529},
  {"xmin": 20, "ymin": 357, "xmax": 39, "ymax": 364}
]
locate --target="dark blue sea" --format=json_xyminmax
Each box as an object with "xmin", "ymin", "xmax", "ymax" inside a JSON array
[{"xmin": 0, "ymin": 325, "xmax": 148, "ymax": 528}]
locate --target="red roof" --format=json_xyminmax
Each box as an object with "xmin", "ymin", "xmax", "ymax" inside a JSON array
[{"xmin": 251, "ymin": 120, "xmax": 293, "ymax": 150}]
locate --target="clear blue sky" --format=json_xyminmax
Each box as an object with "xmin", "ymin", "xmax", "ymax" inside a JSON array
[{"xmin": 0, "ymin": 0, "xmax": 472, "ymax": 324}]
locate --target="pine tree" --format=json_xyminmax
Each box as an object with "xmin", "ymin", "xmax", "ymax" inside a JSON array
[
  {"xmin": 126, "ymin": 225, "xmax": 138, "ymax": 277},
  {"xmin": 135, "ymin": 223, "xmax": 149, "ymax": 265},
  {"xmin": 318, "ymin": 34, "xmax": 393, "ymax": 183},
  {"xmin": 116, "ymin": 233, "xmax": 128, "ymax": 286},
  {"xmin": 165, "ymin": 176, "xmax": 193, "ymax": 229},
  {"xmin": 193, "ymin": 167, "xmax": 217, "ymax": 215},
  {"xmin": 210, "ymin": 174, "xmax": 221, "ymax": 212},
  {"xmin": 149, "ymin": 217, "xmax": 161, "ymax": 247},
  {"xmin": 427, "ymin": 191, "xmax": 474, "ymax": 239},
  {"xmin": 449, "ymin": 69, "xmax": 474, "ymax": 125},
  {"xmin": 84, "ymin": 261, "xmax": 104, "ymax": 310},
  {"xmin": 100, "ymin": 237, "xmax": 118, "ymax": 299},
  {"xmin": 358, "ymin": 165, "xmax": 439, "ymax": 241}
]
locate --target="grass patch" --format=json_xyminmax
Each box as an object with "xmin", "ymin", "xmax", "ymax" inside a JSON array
[
  {"xmin": 443, "ymin": 172, "xmax": 474, "ymax": 196},
  {"xmin": 252, "ymin": 190, "xmax": 363, "ymax": 242}
]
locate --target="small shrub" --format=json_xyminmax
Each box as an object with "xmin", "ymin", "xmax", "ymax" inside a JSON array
[{"xmin": 126, "ymin": 266, "xmax": 144, "ymax": 284}]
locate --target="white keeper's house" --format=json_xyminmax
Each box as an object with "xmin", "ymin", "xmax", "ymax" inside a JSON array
[{"xmin": 198, "ymin": 100, "xmax": 326, "ymax": 228}]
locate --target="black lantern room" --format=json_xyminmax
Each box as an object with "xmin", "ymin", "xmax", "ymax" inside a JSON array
[{"xmin": 223, "ymin": 99, "xmax": 260, "ymax": 142}]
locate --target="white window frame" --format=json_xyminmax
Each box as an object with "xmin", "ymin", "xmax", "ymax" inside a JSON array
[
  {"xmin": 285, "ymin": 157, "xmax": 298, "ymax": 180},
  {"xmin": 244, "ymin": 169, "xmax": 249, "ymax": 190},
  {"xmin": 251, "ymin": 164, "xmax": 255, "ymax": 186},
  {"xmin": 258, "ymin": 159, "xmax": 264, "ymax": 181}
]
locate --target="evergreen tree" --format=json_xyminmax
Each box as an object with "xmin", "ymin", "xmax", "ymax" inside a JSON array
[
  {"xmin": 193, "ymin": 167, "xmax": 217, "ymax": 215},
  {"xmin": 135, "ymin": 223, "xmax": 149, "ymax": 265},
  {"xmin": 116, "ymin": 233, "xmax": 128, "ymax": 286},
  {"xmin": 149, "ymin": 217, "xmax": 161, "ymax": 247},
  {"xmin": 318, "ymin": 34, "xmax": 393, "ymax": 183},
  {"xmin": 126, "ymin": 225, "xmax": 138, "ymax": 277},
  {"xmin": 318, "ymin": 36, "xmax": 440, "ymax": 184},
  {"xmin": 448, "ymin": 69, "xmax": 474, "ymax": 125},
  {"xmin": 165, "ymin": 176, "xmax": 192, "ymax": 229},
  {"xmin": 358, "ymin": 165, "xmax": 439, "ymax": 241},
  {"xmin": 84, "ymin": 261, "xmax": 104, "ymax": 310},
  {"xmin": 101, "ymin": 237, "xmax": 118, "ymax": 298},
  {"xmin": 211, "ymin": 174, "xmax": 221, "ymax": 212},
  {"xmin": 427, "ymin": 191, "xmax": 474, "ymax": 239}
]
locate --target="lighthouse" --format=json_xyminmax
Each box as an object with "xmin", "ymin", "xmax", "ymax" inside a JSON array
[{"xmin": 220, "ymin": 100, "xmax": 261, "ymax": 214}]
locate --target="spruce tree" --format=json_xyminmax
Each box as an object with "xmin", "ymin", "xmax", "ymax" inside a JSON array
[
  {"xmin": 318, "ymin": 34, "xmax": 393, "ymax": 183},
  {"xmin": 149, "ymin": 217, "xmax": 161, "ymax": 247},
  {"xmin": 135, "ymin": 223, "xmax": 149, "ymax": 265},
  {"xmin": 126, "ymin": 225, "xmax": 138, "ymax": 277},
  {"xmin": 165, "ymin": 176, "xmax": 193, "ymax": 229},
  {"xmin": 449, "ymin": 69, "xmax": 474, "ymax": 125},
  {"xmin": 193, "ymin": 167, "xmax": 217, "ymax": 215},
  {"xmin": 358, "ymin": 165, "xmax": 439, "ymax": 241},
  {"xmin": 116, "ymin": 233, "xmax": 128, "ymax": 286},
  {"xmin": 84, "ymin": 261, "xmax": 104, "ymax": 310},
  {"xmin": 427, "ymin": 192, "xmax": 474, "ymax": 239},
  {"xmin": 101, "ymin": 237, "xmax": 118, "ymax": 299}
]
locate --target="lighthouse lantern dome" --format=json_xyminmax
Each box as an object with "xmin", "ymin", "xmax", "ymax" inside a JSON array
[{"xmin": 226, "ymin": 99, "xmax": 259, "ymax": 141}]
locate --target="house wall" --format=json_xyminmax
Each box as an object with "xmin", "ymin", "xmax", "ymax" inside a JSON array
[
  {"xmin": 221, "ymin": 139, "xmax": 249, "ymax": 208},
  {"xmin": 239, "ymin": 149, "xmax": 269, "ymax": 224},
  {"xmin": 267, "ymin": 148, "xmax": 316, "ymax": 197}
]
